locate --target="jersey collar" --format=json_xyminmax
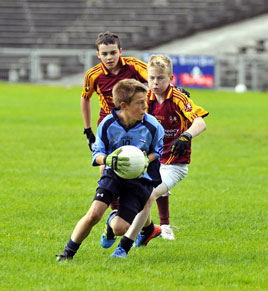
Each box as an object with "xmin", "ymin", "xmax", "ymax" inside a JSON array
[
  {"xmin": 112, "ymin": 108, "xmax": 144, "ymax": 131},
  {"xmin": 101, "ymin": 57, "xmax": 126, "ymax": 75},
  {"xmin": 148, "ymin": 85, "xmax": 174, "ymax": 102}
]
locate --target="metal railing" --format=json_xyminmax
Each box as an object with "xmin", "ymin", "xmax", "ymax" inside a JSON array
[{"xmin": 0, "ymin": 48, "xmax": 267, "ymax": 91}]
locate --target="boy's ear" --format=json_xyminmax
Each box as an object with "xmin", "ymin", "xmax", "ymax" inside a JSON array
[
  {"xmin": 119, "ymin": 48, "xmax": 122, "ymax": 57},
  {"xmin": 96, "ymin": 50, "xmax": 100, "ymax": 59},
  {"xmin": 170, "ymin": 74, "xmax": 174, "ymax": 82},
  {"xmin": 119, "ymin": 101, "xmax": 127, "ymax": 110}
]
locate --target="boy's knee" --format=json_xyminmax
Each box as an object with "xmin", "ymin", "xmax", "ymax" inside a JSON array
[
  {"xmin": 112, "ymin": 225, "xmax": 129, "ymax": 236},
  {"xmin": 111, "ymin": 220, "xmax": 130, "ymax": 236}
]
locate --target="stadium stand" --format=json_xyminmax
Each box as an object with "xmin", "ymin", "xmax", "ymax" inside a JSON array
[
  {"xmin": 1, "ymin": 0, "xmax": 268, "ymax": 89},
  {"xmin": 1, "ymin": 0, "xmax": 268, "ymax": 49}
]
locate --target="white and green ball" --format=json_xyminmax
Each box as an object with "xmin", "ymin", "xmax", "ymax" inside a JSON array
[{"xmin": 114, "ymin": 145, "xmax": 146, "ymax": 179}]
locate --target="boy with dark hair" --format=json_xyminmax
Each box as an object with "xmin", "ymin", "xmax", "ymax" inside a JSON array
[
  {"xmin": 81, "ymin": 31, "xmax": 147, "ymax": 150},
  {"xmin": 56, "ymin": 79, "xmax": 164, "ymax": 261},
  {"xmin": 81, "ymin": 31, "xmax": 148, "ymax": 210}
]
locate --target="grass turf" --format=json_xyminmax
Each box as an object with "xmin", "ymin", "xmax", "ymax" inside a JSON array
[{"xmin": 0, "ymin": 83, "xmax": 268, "ymax": 290}]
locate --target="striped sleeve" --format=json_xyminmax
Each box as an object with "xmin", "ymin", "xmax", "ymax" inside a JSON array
[
  {"xmin": 124, "ymin": 57, "xmax": 148, "ymax": 83},
  {"xmin": 172, "ymin": 89, "xmax": 209, "ymax": 122},
  {"xmin": 81, "ymin": 64, "xmax": 103, "ymax": 99}
]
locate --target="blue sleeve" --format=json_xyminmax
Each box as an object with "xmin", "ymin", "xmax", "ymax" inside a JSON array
[
  {"xmin": 144, "ymin": 114, "xmax": 164, "ymax": 158},
  {"xmin": 140, "ymin": 115, "xmax": 164, "ymax": 182},
  {"xmin": 151, "ymin": 121, "xmax": 164, "ymax": 158}
]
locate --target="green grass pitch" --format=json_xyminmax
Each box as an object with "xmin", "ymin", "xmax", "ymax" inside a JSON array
[{"xmin": 0, "ymin": 83, "xmax": 268, "ymax": 290}]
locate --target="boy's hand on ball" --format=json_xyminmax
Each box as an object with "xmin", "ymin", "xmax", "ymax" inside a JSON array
[{"xmin": 105, "ymin": 148, "xmax": 130, "ymax": 172}]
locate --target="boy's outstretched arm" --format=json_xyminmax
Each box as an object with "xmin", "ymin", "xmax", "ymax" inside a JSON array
[{"xmin": 185, "ymin": 116, "xmax": 206, "ymax": 138}]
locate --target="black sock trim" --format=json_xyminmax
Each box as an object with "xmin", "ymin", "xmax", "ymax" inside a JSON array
[
  {"xmin": 141, "ymin": 221, "xmax": 154, "ymax": 236},
  {"xmin": 120, "ymin": 236, "xmax": 134, "ymax": 254},
  {"xmin": 64, "ymin": 238, "xmax": 81, "ymax": 257}
]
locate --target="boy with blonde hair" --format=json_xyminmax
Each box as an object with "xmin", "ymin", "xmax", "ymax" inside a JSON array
[
  {"xmin": 147, "ymin": 54, "xmax": 209, "ymax": 240},
  {"xmin": 111, "ymin": 55, "xmax": 208, "ymax": 257}
]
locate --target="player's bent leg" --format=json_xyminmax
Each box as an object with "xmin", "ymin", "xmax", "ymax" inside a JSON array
[
  {"xmin": 110, "ymin": 215, "xmax": 130, "ymax": 236},
  {"xmin": 71, "ymin": 200, "xmax": 108, "ymax": 243},
  {"xmin": 111, "ymin": 181, "xmax": 165, "ymax": 257},
  {"xmin": 116, "ymin": 183, "xmax": 167, "ymax": 253},
  {"xmin": 101, "ymin": 211, "xmax": 131, "ymax": 248},
  {"xmin": 56, "ymin": 201, "xmax": 108, "ymax": 262},
  {"xmin": 131, "ymin": 184, "xmax": 167, "ymax": 247}
]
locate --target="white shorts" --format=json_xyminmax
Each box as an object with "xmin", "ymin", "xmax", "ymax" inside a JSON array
[{"xmin": 160, "ymin": 163, "xmax": 188, "ymax": 196}]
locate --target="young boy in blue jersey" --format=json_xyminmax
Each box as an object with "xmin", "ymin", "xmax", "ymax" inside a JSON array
[{"xmin": 56, "ymin": 79, "xmax": 164, "ymax": 261}]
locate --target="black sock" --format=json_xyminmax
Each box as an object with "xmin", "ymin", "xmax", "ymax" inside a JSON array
[
  {"xmin": 120, "ymin": 236, "xmax": 134, "ymax": 254},
  {"xmin": 106, "ymin": 210, "xmax": 117, "ymax": 239},
  {"xmin": 141, "ymin": 221, "xmax": 154, "ymax": 236},
  {"xmin": 64, "ymin": 238, "xmax": 81, "ymax": 257},
  {"xmin": 106, "ymin": 221, "xmax": 116, "ymax": 240}
]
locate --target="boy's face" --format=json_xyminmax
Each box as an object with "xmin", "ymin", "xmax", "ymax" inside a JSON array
[
  {"xmin": 97, "ymin": 43, "xmax": 122, "ymax": 71},
  {"xmin": 124, "ymin": 92, "xmax": 147, "ymax": 122},
  {"xmin": 148, "ymin": 67, "xmax": 172, "ymax": 96}
]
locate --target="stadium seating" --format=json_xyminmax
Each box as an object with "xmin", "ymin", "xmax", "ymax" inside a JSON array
[
  {"xmin": 1, "ymin": 0, "xmax": 268, "ymax": 89},
  {"xmin": 1, "ymin": 0, "xmax": 268, "ymax": 49}
]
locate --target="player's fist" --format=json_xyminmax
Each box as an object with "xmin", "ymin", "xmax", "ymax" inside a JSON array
[
  {"xmin": 83, "ymin": 128, "xmax": 96, "ymax": 151},
  {"xmin": 178, "ymin": 87, "xmax": 190, "ymax": 98},
  {"xmin": 104, "ymin": 148, "xmax": 130, "ymax": 173},
  {"xmin": 170, "ymin": 132, "xmax": 192, "ymax": 157}
]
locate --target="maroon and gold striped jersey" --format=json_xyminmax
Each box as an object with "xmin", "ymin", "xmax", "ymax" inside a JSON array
[
  {"xmin": 147, "ymin": 85, "xmax": 209, "ymax": 164},
  {"xmin": 81, "ymin": 57, "xmax": 147, "ymax": 124}
]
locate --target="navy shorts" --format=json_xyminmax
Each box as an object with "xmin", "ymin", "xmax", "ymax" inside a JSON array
[{"xmin": 93, "ymin": 169, "xmax": 153, "ymax": 224}]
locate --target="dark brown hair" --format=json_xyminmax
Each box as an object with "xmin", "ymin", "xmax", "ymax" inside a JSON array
[{"xmin": 96, "ymin": 31, "xmax": 121, "ymax": 50}]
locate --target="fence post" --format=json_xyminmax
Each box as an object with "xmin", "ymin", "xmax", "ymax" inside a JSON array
[
  {"xmin": 251, "ymin": 56, "xmax": 258, "ymax": 91},
  {"xmin": 83, "ymin": 51, "xmax": 93, "ymax": 73},
  {"xmin": 237, "ymin": 54, "xmax": 246, "ymax": 86},
  {"xmin": 29, "ymin": 50, "xmax": 41, "ymax": 82}
]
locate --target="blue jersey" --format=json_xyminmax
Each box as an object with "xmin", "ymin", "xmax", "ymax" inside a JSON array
[{"xmin": 92, "ymin": 109, "xmax": 164, "ymax": 182}]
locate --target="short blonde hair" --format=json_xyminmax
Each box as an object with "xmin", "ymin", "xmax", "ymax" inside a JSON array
[
  {"xmin": 113, "ymin": 79, "xmax": 148, "ymax": 108},
  {"xmin": 148, "ymin": 54, "xmax": 173, "ymax": 76}
]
